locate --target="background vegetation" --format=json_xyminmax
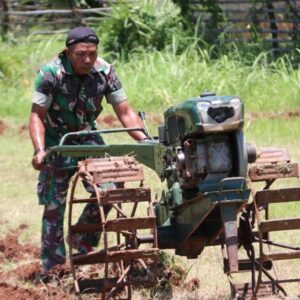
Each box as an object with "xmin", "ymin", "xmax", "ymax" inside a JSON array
[
  {"xmin": 1, "ymin": 36, "xmax": 300, "ymax": 120},
  {"xmin": 0, "ymin": 0, "xmax": 300, "ymax": 298},
  {"xmin": 1, "ymin": 0, "xmax": 300, "ymax": 121}
]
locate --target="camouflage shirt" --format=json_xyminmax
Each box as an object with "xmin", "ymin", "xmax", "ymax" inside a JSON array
[{"xmin": 32, "ymin": 52, "xmax": 127, "ymax": 147}]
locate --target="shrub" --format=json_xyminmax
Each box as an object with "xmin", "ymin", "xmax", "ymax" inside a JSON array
[{"xmin": 99, "ymin": 0, "xmax": 192, "ymax": 59}]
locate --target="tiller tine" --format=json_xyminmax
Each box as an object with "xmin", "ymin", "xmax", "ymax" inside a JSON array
[{"xmin": 220, "ymin": 203, "xmax": 239, "ymax": 273}]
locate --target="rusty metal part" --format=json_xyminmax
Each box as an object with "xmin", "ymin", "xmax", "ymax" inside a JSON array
[
  {"xmin": 220, "ymin": 203, "xmax": 239, "ymax": 272},
  {"xmin": 233, "ymin": 282, "xmax": 282, "ymax": 299},
  {"xmin": 248, "ymin": 162, "xmax": 298, "ymax": 182},
  {"xmin": 254, "ymin": 147, "xmax": 291, "ymax": 163},
  {"xmin": 228, "ymin": 147, "xmax": 300, "ymax": 299},
  {"xmin": 68, "ymin": 156, "xmax": 158, "ymax": 300},
  {"xmin": 78, "ymin": 156, "xmax": 144, "ymax": 184}
]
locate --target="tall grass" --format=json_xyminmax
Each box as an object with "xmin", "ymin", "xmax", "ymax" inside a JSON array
[
  {"xmin": 0, "ymin": 36, "xmax": 65, "ymax": 120},
  {"xmin": 1, "ymin": 38, "xmax": 300, "ymax": 299},
  {"xmin": 119, "ymin": 47, "xmax": 300, "ymax": 113},
  {"xmin": 0, "ymin": 39, "xmax": 300, "ymax": 121}
]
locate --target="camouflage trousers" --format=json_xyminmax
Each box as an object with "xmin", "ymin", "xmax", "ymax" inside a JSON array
[{"xmin": 37, "ymin": 135, "xmax": 112, "ymax": 272}]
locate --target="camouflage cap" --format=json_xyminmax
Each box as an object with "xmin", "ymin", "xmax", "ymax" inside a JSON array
[{"xmin": 66, "ymin": 26, "xmax": 99, "ymax": 47}]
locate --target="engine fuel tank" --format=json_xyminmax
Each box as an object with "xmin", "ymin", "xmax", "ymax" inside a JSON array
[{"xmin": 162, "ymin": 93, "xmax": 244, "ymax": 145}]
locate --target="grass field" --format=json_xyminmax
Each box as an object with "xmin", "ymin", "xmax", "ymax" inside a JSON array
[
  {"xmin": 0, "ymin": 113, "xmax": 299, "ymax": 299},
  {"xmin": 1, "ymin": 39, "xmax": 300, "ymax": 120},
  {"xmin": 0, "ymin": 39, "xmax": 300, "ymax": 299}
]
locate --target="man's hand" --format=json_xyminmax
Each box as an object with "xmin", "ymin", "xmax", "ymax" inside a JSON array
[{"xmin": 31, "ymin": 149, "xmax": 47, "ymax": 170}]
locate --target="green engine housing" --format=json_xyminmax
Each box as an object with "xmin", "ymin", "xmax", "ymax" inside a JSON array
[
  {"xmin": 159, "ymin": 92, "xmax": 244, "ymax": 146},
  {"xmin": 158, "ymin": 92, "xmax": 248, "ymax": 192},
  {"xmin": 155, "ymin": 92, "xmax": 250, "ymax": 257}
]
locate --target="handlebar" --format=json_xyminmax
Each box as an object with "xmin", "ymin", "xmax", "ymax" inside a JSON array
[
  {"xmin": 58, "ymin": 127, "xmax": 148, "ymax": 146},
  {"xmin": 43, "ymin": 127, "xmax": 152, "ymax": 164}
]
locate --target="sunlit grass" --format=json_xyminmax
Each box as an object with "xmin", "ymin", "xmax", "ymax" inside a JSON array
[
  {"xmin": 1, "ymin": 40, "xmax": 300, "ymax": 120},
  {"xmin": 118, "ymin": 49, "xmax": 300, "ymax": 113},
  {"xmin": 1, "ymin": 39, "xmax": 300, "ymax": 298},
  {"xmin": 1, "ymin": 114, "xmax": 299, "ymax": 298},
  {"xmin": 245, "ymin": 117, "xmax": 300, "ymax": 163}
]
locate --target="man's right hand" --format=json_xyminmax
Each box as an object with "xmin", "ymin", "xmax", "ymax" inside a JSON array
[{"xmin": 31, "ymin": 149, "xmax": 47, "ymax": 170}]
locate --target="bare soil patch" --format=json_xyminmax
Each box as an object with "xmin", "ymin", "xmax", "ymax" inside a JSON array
[
  {"xmin": 246, "ymin": 109, "xmax": 300, "ymax": 121},
  {"xmin": 0, "ymin": 224, "xmax": 72, "ymax": 300},
  {"xmin": 0, "ymin": 224, "xmax": 39, "ymax": 262},
  {"xmin": 0, "ymin": 120, "xmax": 6, "ymax": 135},
  {"xmin": 18, "ymin": 124, "xmax": 30, "ymax": 138},
  {"xmin": 0, "ymin": 282, "xmax": 41, "ymax": 300},
  {"xmin": 97, "ymin": 113, "xmax": 163, "ymax": 129},
  {"xmin": 0, "ymin": 224, "xmax": 199, "ymax": 299},
  {"xmin": 1, "ymin": 109, "xmax": 299, "ymax": 137},
  {"xmin": 99, "ymin": 114, "xmax": 120, "ymax": 127}
]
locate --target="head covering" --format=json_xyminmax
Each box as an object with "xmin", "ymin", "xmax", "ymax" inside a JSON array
[{"xmin": 66, "ymin": 26, "xmax": 99, "ymax": 47}]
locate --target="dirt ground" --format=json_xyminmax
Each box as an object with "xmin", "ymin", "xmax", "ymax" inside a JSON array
[
  {"xmin": 1, "ymin": 109, "xmax": 299, "ymax": 299},
  {"xmin": 247, "ymin": 109, "xmax": 300, "ymax": 121},
  {"xmin": 1, "ymin": 109, "xmax": 300, "ymax": 137},
  {"xmin": 0, "ymin": 115, "xmax": 199, "ymax": 299},
  {"xmin": 0, "ymin": 224, "xmax": 199, "ymax": 300},
  {"xmin": 7, "ymin": 108, "xmax": 295, "ymax": 139},
  {"xmin": 0, "ymin": 224, "xmax": 73, "ymax": 299},
  {"xmin": 96, "ymin": 110, "xmax": 300, "ymax": 128},
  {"xmin": 0, "ymin": 120, "xmax": 7, "ymax": 135}
]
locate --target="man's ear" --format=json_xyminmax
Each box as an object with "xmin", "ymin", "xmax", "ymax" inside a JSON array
[{"xmin": 65, "ymin": 47, "xmax": 70, "ymax": 56}]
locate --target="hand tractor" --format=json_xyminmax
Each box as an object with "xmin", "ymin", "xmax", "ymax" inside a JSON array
[{"xmin": 45, "ymin": 92, "xmax": 300, "ymax": 299}]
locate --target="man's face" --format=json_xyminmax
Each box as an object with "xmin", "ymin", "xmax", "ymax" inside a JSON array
[{"xmin": 66, "ymin": 43, "xmax": 98, "ymax": 75}]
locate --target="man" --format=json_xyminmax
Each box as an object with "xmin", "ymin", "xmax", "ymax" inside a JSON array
[{"xmin": 29, "ymin": 26, "xmax": 147, "ymax": 280}]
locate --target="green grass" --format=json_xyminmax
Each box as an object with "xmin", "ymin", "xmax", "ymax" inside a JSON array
[
  {"xmin": 245, "ymin": 117, "xmax": 300, "ymax": 157},
  {"xmin": 0, "ymin": 125, "xmax": 42, "ymax": 243},
  {"xmin": 1, "ymin": 40, "xmax": 300, "ymax": 120},
  {"xmin": 1, "ymin": 40, "xmax": 300, "ymax": 298},
  {"xmin": 119, "ymin": 50, "xmax": 300, "ymax": 113},
  {"xmin": 1, "ymin": 116, "xmax": 300, "ymax": 298}
]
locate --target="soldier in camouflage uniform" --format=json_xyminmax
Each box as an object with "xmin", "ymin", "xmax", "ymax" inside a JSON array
[{"xmin": 29, "ymin": 27, "xmax": 147, "ymax": 280}]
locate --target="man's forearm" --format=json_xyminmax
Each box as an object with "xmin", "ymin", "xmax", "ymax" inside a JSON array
[
  {"xmin": 29, "ymin": 104, "xmax": 48, "ymax": 170},
  {"xmin": 29, "ymin": 104, "xmax": 47, "ymax": 153},
  {"xmin": 120, "ymin": 110, "xmax": 147, "ymax": 141},
  {"xmin": 29, "ymin": 113, "xmax": 45, "ymax": 152},
  {"xmin": 113, "ymin": 101, "xmax": 148, "ymax": 141}
]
